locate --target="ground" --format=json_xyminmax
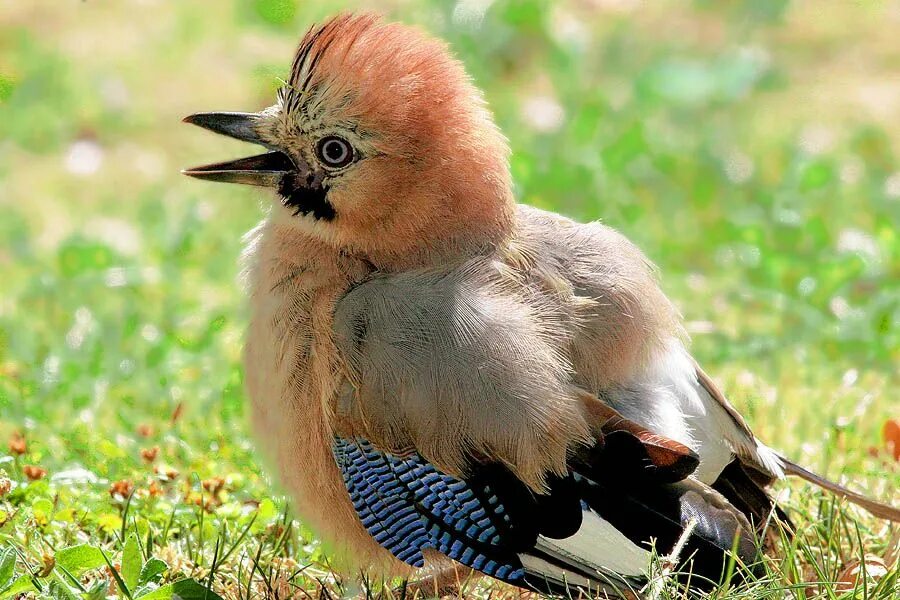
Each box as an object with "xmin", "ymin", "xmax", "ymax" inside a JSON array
[{"xmin": 0, "ymin": 1, "xmax": 898, "ymax": 598}]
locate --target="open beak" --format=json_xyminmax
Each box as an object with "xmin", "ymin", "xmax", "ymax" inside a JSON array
[{"xmin": 181, "ymin": 112, "xmax": 295, "ymax": 187}]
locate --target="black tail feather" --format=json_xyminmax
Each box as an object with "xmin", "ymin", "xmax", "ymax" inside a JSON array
[{"xmin": 713, "ymin": 459, "xmax": 790, "ymax": 532}]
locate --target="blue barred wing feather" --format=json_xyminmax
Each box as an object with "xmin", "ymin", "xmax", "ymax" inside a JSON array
[{"xmin": 333, "ymin": 438, "xmax": 527, "ymax": 583}]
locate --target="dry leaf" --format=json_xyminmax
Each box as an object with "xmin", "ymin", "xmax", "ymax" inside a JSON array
[
  {"xmin": 170, "ymin": 401, "xmax": 184, "ymax": 425},
  {"xmin": 8, "ymin": 432, "xmax": 26, "ymax": 456},
  {"xmin": 39, "ymin": 553, "xmax": 55, "ymax": 577},
  {"xmin": 884, "ymin": 529, "xmax": 900, "ymax": 569},
  {"xmin": 147, "ymin": 480, "xmax": 163, "ymax": 497},
  {"xmin": 153, "ymin": 464, "xmax": 179, "ymax": 481},
  {"xmin": 185, "ymin": 491, "xmax": 217, "ymax": 512},
  {"xmin": 201, "ymin": 476, "xmax": 225, "ymax": 496},
  {"xmin": 109, "ymin": 479, "xmax": 134, "ymax": 499},
  {"xmin": 136, "ymin": 423, "xmax": 155, "ymax": 438},
  {"xmin": 836, "ymin": 555, "xmax": 889, "ymax": 592},
  {"xmin": 105, "ymin": 562, "xmax": 121, "ymax": 588},
  {"xmin": 883, "ymin": 418, "xmax": 900, "ymax": 461},
  {"xmin": 140, "ymin": 446, "xmax": 159, "ymax": 463},
  {"xmin": 22, "ymin": 465, "xmax": 47, "ymax": 480}
]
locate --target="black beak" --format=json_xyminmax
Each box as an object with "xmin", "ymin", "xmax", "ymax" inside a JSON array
[
  {"xmin": 180, "ymin": 151, "xmax": 295, "ymax": 187},
  {"xmin": 181, "ymin": 112, "xmax": 296, "ymax": 186}
]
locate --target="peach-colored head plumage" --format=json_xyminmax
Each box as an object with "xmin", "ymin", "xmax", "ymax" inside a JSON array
[{"xmin": 257, "ymin": 13, "xmax": 515, "ymax": 269}]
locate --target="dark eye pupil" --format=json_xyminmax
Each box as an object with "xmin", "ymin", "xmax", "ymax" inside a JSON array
[
  {"xmin": 318, "ymin": 136, "xmax": 354, "ymax": 167},
  {"xmin": 325, "ymin": 141, "xmax": 345, "ymax": 161}
]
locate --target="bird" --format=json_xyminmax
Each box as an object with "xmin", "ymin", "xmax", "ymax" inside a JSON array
[{"xmin": 182, "ymin": 13, "xmax": 900, "ymax": 598}]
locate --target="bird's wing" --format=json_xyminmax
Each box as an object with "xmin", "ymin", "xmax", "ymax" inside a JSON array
[
  {"xmin": 331, "ymin": 255, "xmax": 593, "ymax": 491},
  {"xmin": 600, "ymin": 340, "xmax": 787, "ymax": 483},
  {"xmin": 510, "ymin": 205, "xmax": 784, "ymax": 483},
  {"xmin": 332, "ymin": 205, "xmax": 749, "ymax": 491},
  {"xmin": 331, "ymin": 258, "xmax": 762, "ymax": 595},
  {"xmin": 331, "ymin": 400, "xmax": 760, "ymax": 597}
]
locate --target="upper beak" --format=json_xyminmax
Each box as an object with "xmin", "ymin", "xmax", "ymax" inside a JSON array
[{"xmin": 181, "ymin": 112, "xmax": 295, "ymax": 187}]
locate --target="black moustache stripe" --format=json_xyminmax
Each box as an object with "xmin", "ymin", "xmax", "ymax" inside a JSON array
[{"xmin": 278, "ymin": 176, "xmax": 336, "ymax": 221}]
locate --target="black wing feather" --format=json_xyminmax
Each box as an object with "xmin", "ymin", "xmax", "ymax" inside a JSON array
[{"xmin": 334, "ymin": 434, "xmax": 766, "ymax": 597}]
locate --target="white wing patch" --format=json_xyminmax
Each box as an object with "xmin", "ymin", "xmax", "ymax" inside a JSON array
[
  {"xmin": 605, "ymin": 339, "xmax": 783, "ymax": 483},
  {"xmin": 522, "ymin": 511, "xmax": 651, "ymax": 579}
]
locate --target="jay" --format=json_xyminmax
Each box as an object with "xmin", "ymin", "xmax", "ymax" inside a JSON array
[{"xmin": 183, "ymin": 13, "xmax": 899, "ymax": 597}]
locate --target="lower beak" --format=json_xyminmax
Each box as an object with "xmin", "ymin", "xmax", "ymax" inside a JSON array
[
  {"xmin": 181, "ymin": 151, "xmax": 295, "ymax": 187},
  {"xmin": 181, "ymin": 111, "xmax": 296, "ymax": 186}
]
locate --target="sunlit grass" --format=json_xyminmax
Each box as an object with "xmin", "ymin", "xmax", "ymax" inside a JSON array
[{"xmin": 0, "ymin": 1, "xmax": 898, "ymax": 598}]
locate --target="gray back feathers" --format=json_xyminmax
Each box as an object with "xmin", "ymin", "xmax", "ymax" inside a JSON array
[{"xmin": 333, "ymin": 205, "xmax": 682, "ymax": 488}]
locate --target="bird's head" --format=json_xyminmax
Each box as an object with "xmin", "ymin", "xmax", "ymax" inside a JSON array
[{"xmin": 184, "ymin": 13, "xmax": 515, "ymax": 269}]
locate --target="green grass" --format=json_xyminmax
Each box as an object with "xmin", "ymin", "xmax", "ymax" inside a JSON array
[{"xmin": 0, "ymin": 1, "xmax": 898, "ymax": 598}]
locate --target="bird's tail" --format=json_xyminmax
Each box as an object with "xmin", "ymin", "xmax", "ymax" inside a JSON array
[{"xmin": 779, "ymin": 457, "xmax": 900, "ymax": 522}]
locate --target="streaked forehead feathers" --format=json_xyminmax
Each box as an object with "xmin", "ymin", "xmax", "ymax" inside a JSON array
[
  {"xmin": 279, "ymin": 13, "xmax": 378, "ymax": 116},
  {"xmin": 276, "ymin": 12, "xmax": 471, "ymax": 132}
]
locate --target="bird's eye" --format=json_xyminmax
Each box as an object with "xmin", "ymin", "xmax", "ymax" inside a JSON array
[{"xmin": 316, "ymin": 135, "xmax": 355, "ymax": 168}]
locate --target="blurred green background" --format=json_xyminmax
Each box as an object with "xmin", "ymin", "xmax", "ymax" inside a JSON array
[{"xmin": 0, "ymin": 1, "xmax": 898, "ymax": 598}]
